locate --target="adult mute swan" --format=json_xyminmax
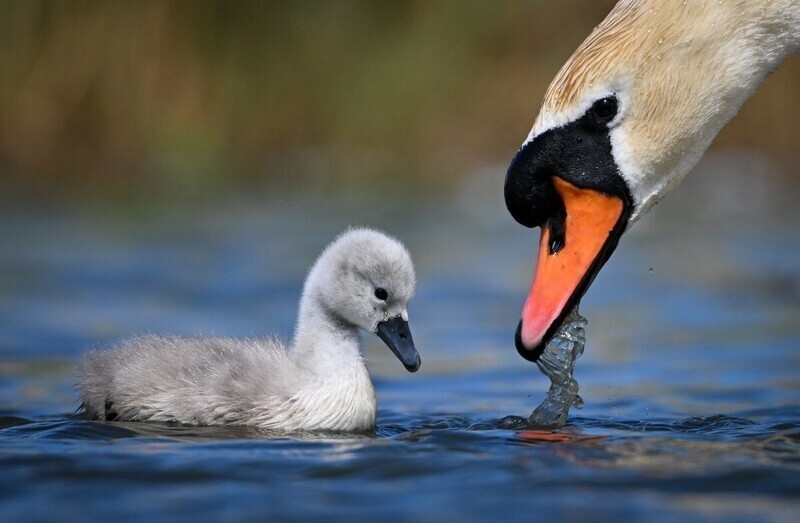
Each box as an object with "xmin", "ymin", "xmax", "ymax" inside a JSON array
[
  {"xmin": 78, "ymin": 228, "xmax": 420, "ymax": 432},
  {"xmin": 504, "ymin": 0, "xmax": 800, "ymax": 361}
]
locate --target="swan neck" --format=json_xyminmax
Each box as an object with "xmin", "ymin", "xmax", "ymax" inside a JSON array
[
  {"xmin": 291, "ymin": 289, "xmax": 362, "ymax": 366},
  {"xmin": 617, "ymin": 0, "xmax": 800, "ymax": 220}
]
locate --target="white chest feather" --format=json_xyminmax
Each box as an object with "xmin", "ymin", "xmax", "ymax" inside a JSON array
[{"xmin": 251, "ymin": 363, "xmax": 377, "ymax": 432}]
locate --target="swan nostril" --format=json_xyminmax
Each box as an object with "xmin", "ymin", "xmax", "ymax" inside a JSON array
[{"xmin": 399, "ymin": 333, "xmax": 407, "ymax": 340}]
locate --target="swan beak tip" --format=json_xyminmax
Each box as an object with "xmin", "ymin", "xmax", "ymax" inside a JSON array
[{"xmin": 515, "ymin": 319, "xmax": 546, "ymax": 362}]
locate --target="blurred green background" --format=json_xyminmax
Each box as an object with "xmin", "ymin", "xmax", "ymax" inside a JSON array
[{"xmin": 2, "ymin": 0, "xmax": 799, "ymax": 204}]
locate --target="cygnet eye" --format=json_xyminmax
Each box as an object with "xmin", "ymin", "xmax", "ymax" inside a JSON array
[
  {"xmin": 589, "ymin": 96, "xmax": 618, "ymax": 125},
  {"xmin": 374, "ymin": 287, "xmax": 388, "ymax": 301}
]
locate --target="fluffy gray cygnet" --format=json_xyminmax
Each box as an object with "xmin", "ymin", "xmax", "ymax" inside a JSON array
[{"xmin": 77, "ymin": 228, "xmax": 420, "ymax": 432}]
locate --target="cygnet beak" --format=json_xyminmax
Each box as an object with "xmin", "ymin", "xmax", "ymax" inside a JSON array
[{"xmin": 376, "ymin": 316, "xmax": 421, "ymax": 372}]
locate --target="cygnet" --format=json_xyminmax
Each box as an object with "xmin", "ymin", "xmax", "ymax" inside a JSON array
[{"xmin": 77, "ymin": 228, "xmax": 420, "ymax": 432}]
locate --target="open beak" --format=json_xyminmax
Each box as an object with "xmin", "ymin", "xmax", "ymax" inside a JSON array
[
  {"xmin": 376, "ymin": 316, "xmax": 421, "ymax": 372},
  {"xmin": 514, "ymin": 178, "xmax": 626, "ymax": 362}
]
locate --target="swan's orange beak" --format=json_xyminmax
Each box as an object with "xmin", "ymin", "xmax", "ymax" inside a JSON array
[{"xmin": 515, "ymin": 178, "xmax": 625, "ymax": 361}]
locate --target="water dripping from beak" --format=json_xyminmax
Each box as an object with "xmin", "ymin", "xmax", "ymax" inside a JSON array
[{"xmin": 528, "ymin": 305, "xmax": 587, "ymax": 428}]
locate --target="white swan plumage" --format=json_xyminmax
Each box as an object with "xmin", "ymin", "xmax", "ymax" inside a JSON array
[
  {"xmin": 77, "ymin": 228, "xmax": 420, "ymax": 432},
  {"xmin": 505, "ymin": 0, "xmax": 800, "ymax": 360}
]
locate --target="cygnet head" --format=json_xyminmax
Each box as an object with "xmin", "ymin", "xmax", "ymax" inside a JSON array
[{"xmin": 302, "ymin": 228, "xmax": 420, "ymax": 372}]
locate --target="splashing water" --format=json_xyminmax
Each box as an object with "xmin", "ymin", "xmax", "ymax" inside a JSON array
[{"xmin": 528, "ymin": 306, "xmax": 587, "ymax": 428}]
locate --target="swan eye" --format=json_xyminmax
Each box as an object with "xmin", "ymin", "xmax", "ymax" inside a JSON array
[
  {"xmin": 374, "ymin": 288, "xmax": 388, "ymax": 301},
  {"xmin": 590, "ymin": 96, "xmax": 618, "ymax": 125}
]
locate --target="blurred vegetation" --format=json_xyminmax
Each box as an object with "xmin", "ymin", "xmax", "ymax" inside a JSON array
[{"xmin": 1, "ymin": 0, "xmax": 798, "ymax": 202}]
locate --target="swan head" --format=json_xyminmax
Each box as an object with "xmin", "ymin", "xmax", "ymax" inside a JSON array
[
  {"xmin": 307, "ymin": 228, "xmax": 420, "ymax": 372},
  {"xmin": 503, "ymin": 1, "xmax": 793, "ymax": 361}
]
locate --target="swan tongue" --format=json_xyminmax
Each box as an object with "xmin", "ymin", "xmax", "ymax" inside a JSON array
[{"xmin": 376, "ymin": 316, "xmax": 421, "ymax": 372}]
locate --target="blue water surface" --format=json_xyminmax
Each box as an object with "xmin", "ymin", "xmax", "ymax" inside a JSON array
[{"xmin": 1, "ymin": 156, "xmax": 800, "ymax": 522}]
